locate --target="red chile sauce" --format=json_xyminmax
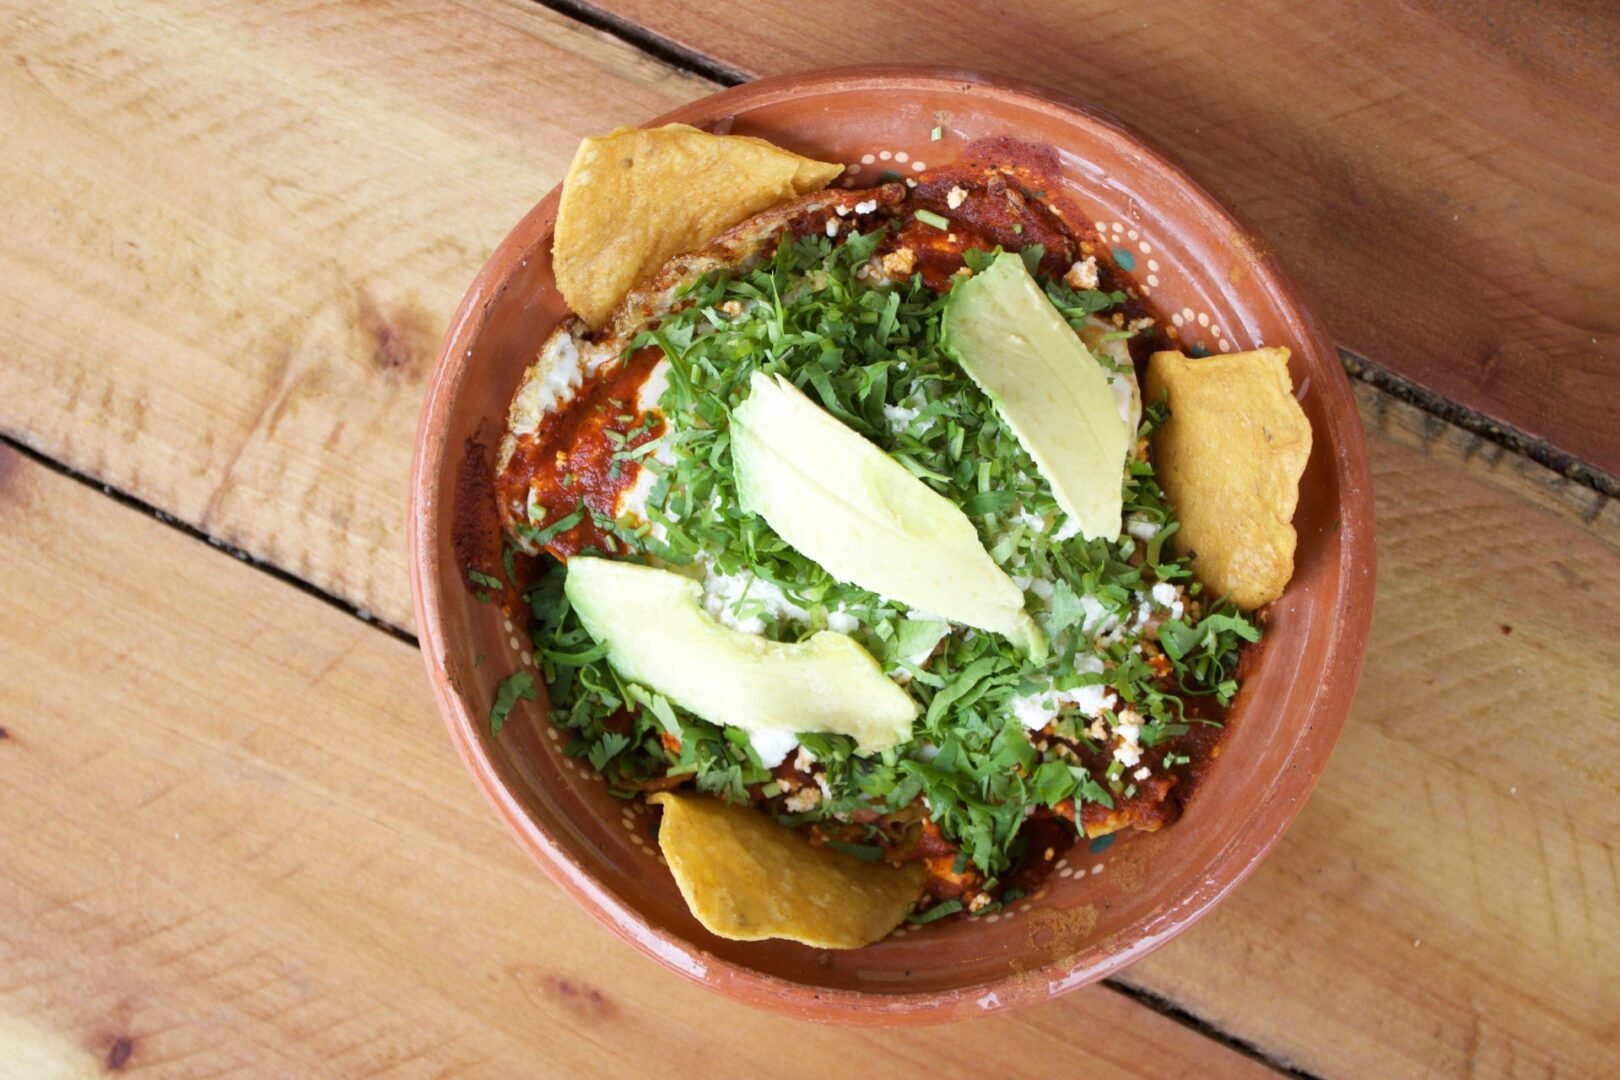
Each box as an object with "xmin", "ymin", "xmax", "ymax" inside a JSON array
[
  {"xmin": 486, "ymin": 147, "xmax": 1262, "ymax": 910},
  {"xmin": 497, "ymin": 346, "xmax": 667, "ymax": 559}
]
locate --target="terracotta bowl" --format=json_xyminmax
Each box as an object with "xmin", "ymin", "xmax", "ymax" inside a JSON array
[{"xmin": 408, "ymin": 66, "xmax": 1375, "ymax": 1024}]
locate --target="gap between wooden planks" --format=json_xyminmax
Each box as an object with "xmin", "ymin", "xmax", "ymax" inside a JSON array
[
  {"xmin": 0, "ymin": 447, "xmax": 1274, "ymax": 1079},
  {"xmin": 2, "ymin": 0, "xmax": 1614, "ymax": 634},
  {"xmin": 569, "ymin": 0, "xmax": 1620, "ymax": 475},
  {"xmin": 1, "ymin": 0, "xmax": 1618, "ymax": 1075}
]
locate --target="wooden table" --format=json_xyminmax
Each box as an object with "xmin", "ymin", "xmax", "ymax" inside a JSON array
[{"xmin": 3, "ymin": 3, "xmax": 1616, "ymax": 1076}]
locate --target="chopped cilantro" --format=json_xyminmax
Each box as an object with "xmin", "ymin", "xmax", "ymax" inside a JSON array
[
  {"xmin": 908, "ymin": 899, "xmax": 963, "ymax": 924},
  {"xmin": 489, "ymin": 670, "xmax": 536, "ymax": 735},
  {"xmin": 519, "ymin": 506, "xmax": 585, "ymax": 548},
  {"xmin": 517, "ymin": 224, "xmax": 1262, "ymax": 880},
  {"xmin": 587, "ymin": 731, "xmax": 631, "ymax": 771}
]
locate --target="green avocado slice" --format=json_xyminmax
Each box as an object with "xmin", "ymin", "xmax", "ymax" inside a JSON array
[
  {"xmin": 943, "ymin": 251, "xmax": 1130, "ymax": 542},
  {"xmin": 563, "ymin": 557, "xmax": 917, "ymax": 753},
  {"xmin": 730, "ymin": 372, "xmax": 1045, "ymax": 660}
]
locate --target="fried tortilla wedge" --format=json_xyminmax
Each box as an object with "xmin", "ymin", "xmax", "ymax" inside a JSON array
[
  {"xmin": 649, "ymin": 793, "xmax": 925, "ymax": 949},
  {"xmin": 1144, "ymin": 347, "xmax": 1312, "ymax": 609},
  {"xmin": 554, "ymin": 124, "xmax": 842, "ymax": 329}
]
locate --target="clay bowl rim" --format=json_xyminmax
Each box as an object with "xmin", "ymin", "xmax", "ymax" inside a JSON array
[{"xmin": 408, "ymin": 64, "xmax": 1376, "ymax": 1025}]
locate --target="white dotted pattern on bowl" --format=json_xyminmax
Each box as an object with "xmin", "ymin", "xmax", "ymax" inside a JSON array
[{"xmin": 842, "ymin": 149, "xmax": 929, "ymax": 185}]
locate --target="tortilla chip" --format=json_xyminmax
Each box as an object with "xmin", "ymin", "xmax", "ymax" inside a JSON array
[
  {"xmin": 649, "ymin": 793, "xmax": 924, "ymax": 949},
  {"xmin": 1144, "ymin": 347, "xmax": 1313, "ymax": 609},
  {"xmin": 554, "ymin": 124, "xmax": 842, "ymax": 329}
]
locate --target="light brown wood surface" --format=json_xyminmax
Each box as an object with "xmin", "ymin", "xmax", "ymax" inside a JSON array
[
  {"xmin": 0, "ymin": 0, "xmax": 709, "ymax": 631},
  {"xmin": 590, "ymin": 0, "xmax": 1620, "ymax": 476},
  {"xmin": 0, "ymin": 446, "xmax": 1272, "ymax": 1079},
  {"xmin": 3, "ymin": 1, "xmax": 1619, "ymax": 1077}
]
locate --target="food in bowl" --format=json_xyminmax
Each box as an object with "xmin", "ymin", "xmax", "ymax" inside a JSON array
[{"xmin": 473, "ymin": 124, "xmax": 1312, "ymax": 948}]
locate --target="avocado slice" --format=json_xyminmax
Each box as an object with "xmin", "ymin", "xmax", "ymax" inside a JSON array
[
  {"xmin": 730, "ymin": 372, "xmax": 1045, "ymax": 659},
  {"xmin": 943, "ymin": 252, "xmax": 1131, "ymax": 541},
  {"xmin": 563, "ymin": 557, "xmax": 916, "ymax": 753}
]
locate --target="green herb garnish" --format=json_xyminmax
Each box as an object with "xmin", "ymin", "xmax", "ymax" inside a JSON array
[
  {"xmin": 519, "ymin": 226, "xmax": 1262, "ymax": 879},
  {"xmin": 490, "ymin": 670, "xmax": 537, "ymax": 734}
]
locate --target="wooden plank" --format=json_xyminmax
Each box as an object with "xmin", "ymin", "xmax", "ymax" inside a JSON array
[
  {"xmin": 4, "ymin": 0, "xmax": 1616, "ymax": 642},
  {"xmin": 0, "ymin": 0, "xmax": 712, "ymax": 631},
  {"xmin": 582, "ymin": 0, "xmax": 1620, "ymax": 475},
  {"xmin": 0, "ymin": 447, "xmax": 1272, "ymax": 1079},
  {"xmin": 5, "ymin": 415, "xmax": 1618, "ymax": 1075},
  {"xmin": 3, "ymin": 1, "xmax": 1619, "ymax": 1073},
  {"xmin": 1122, "ymin": 421, "xmax": 1620, "ymax": 1076}
]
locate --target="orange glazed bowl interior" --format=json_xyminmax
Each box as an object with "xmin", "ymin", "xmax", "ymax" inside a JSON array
[{"xmin": 408, "ymin": 66, "xmax": 1376, "ymax": 1024}]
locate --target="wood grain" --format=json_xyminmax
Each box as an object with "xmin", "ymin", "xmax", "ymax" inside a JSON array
[
  {"xmin": 0, "ymin": 447, "xmax": 1271, "ymax": 1079},
  {"xmin": 4, "ymin": 1, "xmax": 1619, "ymax": 1075},
  {"xmin": 5, "ymin": 0, "xmax": 1615, "ymax": 641},
  {"xmin": 4, "ymin": 408, "xmax": 1617, "ymax": 1076},
  {"xmin": 1128, "ymin": 421, "xmax": 1620, "ymax": 1076},
  {"xmin": 0, "ymin": 0, "xmax": 711, "ymax": 631},
  {"xmin": 584, "ymin": 0, "xmax": 1620, "ymax": 475}
]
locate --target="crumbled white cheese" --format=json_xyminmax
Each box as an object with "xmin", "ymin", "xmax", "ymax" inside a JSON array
[
  {"xmin": 946, "ymin": 186, "xmax": 967, "ymax": 210},
  {"xmin": 1125, "ymin": 516, "xmax": 1159, "ymax": 543},
  {"xmin": 1131, "ymin": 599, "xmax": 1155, "ymax": 631},
  {"xmin": 826, "ymin": 605, "xmax": 860, "ymax": 634},
  {"xmin": 834, "ymin": 204, "xmax": 850, "ymax": 217},
  {"xmin": 783, "ymin": 784, "xmax": 822, "ymax": 812},
  {"xmin": 824, "ymin": 218, "xmax": 839, "ymax": 238},
  {"xmin": 1010, "ymin": 656, "xmax": 1117, "ymax": 730},
  {"xmin": 792, "ymin": 746, "xmax": 817, "ymax": 771},
  {"xmin": 1133, "ymin": 766, "xmax": 1152, "ymax": 781},
  {"xmin": 854, "ymin": 199, "xmax": 878, "ymax": 214},
  {"xmin": 1064, "ymin": 256, "xmax": 1100, "ymax": 291},
  {"xmin": 1127, "ymin": 316, "xmax": 1156, "ymax": 333},
  {"xmin": 882, "ymin": 402, "xmax": 921, "ymax": 432},
  {"xmin": 1052, "ymin": 516, "xmax": 1083, "ymax": 542},
  {"xmin": 1011, "ymin": 506, "xmax": 1048, "ymax": 532},
  {"xmin": 1079, "ymin": 594, "xmax": 1121, "ymax": 636},
  {"xmin": 880, "ymin": 247, "xmax": 917, "ymax": 278},
  {"xmin": 699, "ymin": 562, "xmax": 809, "ymax": 635},
  {"xmin": 1010, "ymin": 690, "xmax": 1060, "ymax": 731},
  {"xmin": 1112, "ymin": 710, "xmax": 1144, "ymax": 767},
  {"xmin": 1150, "ymin": 581, "xmax": 1185, "ymax": 620},
  {"xmin": 749, "ymin": 728, "xmax": 799, "ymax": 769}
]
